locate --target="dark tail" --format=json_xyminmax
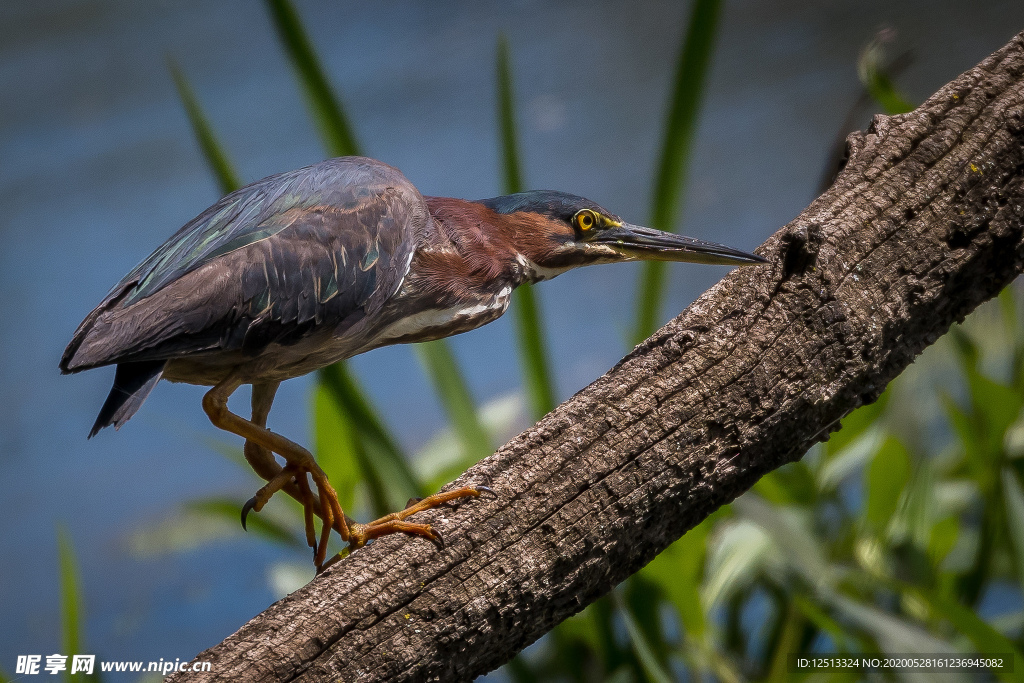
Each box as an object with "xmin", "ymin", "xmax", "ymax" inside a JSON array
[{"xmin": 89, "ymin": 361, "xmax": 166, "ymax": 438}]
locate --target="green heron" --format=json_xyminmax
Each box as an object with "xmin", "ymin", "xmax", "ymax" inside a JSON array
[{"xmin": 61, "ymin": 156, "xmax": 765, "ymax": 570}]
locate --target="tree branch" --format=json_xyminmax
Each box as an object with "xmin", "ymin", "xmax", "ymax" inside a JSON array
[{"xmin": 169, "ymin": 31, "xmax": 1024, "ymax": 683}]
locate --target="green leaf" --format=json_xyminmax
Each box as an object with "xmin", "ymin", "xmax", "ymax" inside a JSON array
[
  {"xmin": 864, "ymin": 435, "xmax": 911, "ymax": 534},
  {"xmin": 825, "ymin": 387, "xmax": 891, "ymax": 457},
  {"xmin": 817, "ymin": 426, "xmax": 882, "ymax": 492},
  {"xmin": 267, "ymin": 560, "xmax": 315, "ymax": 598},
  {"xmin": 825, "ymin": 591, "xmax": 957, "ymax": 655},
  {"xmin": 928, "ymin": 515, "xmax": 960, "ymax": 566},
  {"xmin": 640, "ymin": 511, "xmax": 724, "ymax": 636},
  {"xmin": 265, "ymin": 0, "xmax": 360, "ymax": 157},
  {"xmin": 631, "ymin": 0, "xmax": 723, "ymax": 344},
  {"xmin": 701, "ymin": 518, "xmax": 774, "ymax": 609},
  {"xmin": 199, "ymin": 435, "xmax": 248, "ymax": 471},
  {"xmin": 999, "ymin": 285, "xmax": 1018, "ymax": 343},
  {"xmin": 168, "ymin": 60, "xmax": 242, "ymax": 194},
  {"xmin": 792, "ymin": 594, "xmax": 862, "ymax": 653},
  {"xmin": 500, "ymin": 656, "xmax": 539, "ymax": 683},
  {"xmin": 857, "ymin": 35, "xmax": 915, "ymax": 115},
  {"xmin": 753, "ymin": 462, "xmax": 816, "ymax": 505},
  {"xmin": 949, "ymin": 324, "xmax": 981, "ymax": 373},
  {"xmin": 496, "ymin": 34, "xmax": 524, "ymax": 196},
  {"xmin": 413, "ymin": 341, "xmax": 492, "ymax": 463},
  {"xmin": 968, "ymin": 372, "xmax": 1024, "ymax": 461},
  {"xmin": 552, "ymin": 597, "xmax": 620, "ymax": 675},
  {"xmin": 733, "ymin": 494, "xmax": 834, "ymax": 588},
  {"xmin": 57, "ymin": 525, "xmax": 83, "ymax": 683},
  {"xmin": 510, "ymin": 285, "xmax": 557, "ymax": 419},
  {"xmin": 889, "ymin": 459, "xmax": 934, "ymax": 552},
  {"xmin": 904, "ymin": 583, "xmax": 1024, "ymax": 683},
  {"xmin": 416, "ymin": 393, "xmax": 526, "ymax": 493},
  {"xmin": 1001, "ymin": 467, "xmax": 1024, "ymax": 593},
  {"xmin": 128, "ymin": 496, "xmax": 303, "ymax": 555},
  {"xmin": 942, "ymin": 391, "xmax": 984, "ymax": 462}
]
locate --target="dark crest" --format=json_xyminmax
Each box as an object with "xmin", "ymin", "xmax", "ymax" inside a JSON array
[{"xmin": 478, "ymin": 191, "xmax": 616, "ymax": 223}]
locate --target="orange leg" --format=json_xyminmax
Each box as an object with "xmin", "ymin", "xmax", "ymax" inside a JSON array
[
  {"xmin": 209, "ymin": 374, "xmax": 493, "ymax": 571},
  {"xmin": 316, "ymin": 486, "xmax": 494, "ymax": 573},
  {"xmin": 203, "ymin": 374, "xmax": 346, "ymax": 568},
  {"xmin": 241, "ymin": 382, "xmax": 322, "ymax": 549},
  {"xmin": 347, "ymin": 486, "xmax": 495, "ymax": 548}
]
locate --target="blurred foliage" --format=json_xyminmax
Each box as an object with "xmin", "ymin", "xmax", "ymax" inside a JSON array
[
  {"xmin": 858, "ymin": 29, "xmax": 916, "ymax": 116},
  {"xmin": 150, "ymin": 2, "xmax": 1024, "ymax": 680},
  {"xmin": 631, "ymin": 0, "xmax": 723, "ymax": 345},
  {"xmin": 58, "ymin": 526, "xmax": 102, "ymax": 683},
  {"xmin": 497, "ymin": 32, "xmax": 558, "ymax": 420},
  {"xmin": 57, "ymin": 525, "xmax": 83, "ymax": 683},
  {"xmin": 513, "ymin": 282, "xmax": 1024, "ymax": 680}
]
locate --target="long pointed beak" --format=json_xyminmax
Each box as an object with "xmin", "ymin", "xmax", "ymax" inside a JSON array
[{"xmin": 589, "ymin": 223, "xmax": 766, "ymax": 266}]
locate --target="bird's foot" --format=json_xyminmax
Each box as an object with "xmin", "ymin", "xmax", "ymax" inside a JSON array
[
  {"xmin": 344, "ymin": 485, "xmax": 494, "ymax": 551},
  {"xmin": 240, "ymin": 462, "xmax": 346, "ymax": 570}
]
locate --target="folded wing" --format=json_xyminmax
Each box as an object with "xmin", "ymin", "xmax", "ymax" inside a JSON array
[{"xmin": 60, "ymin": 157, "xmax": 422, "ymax": 433}]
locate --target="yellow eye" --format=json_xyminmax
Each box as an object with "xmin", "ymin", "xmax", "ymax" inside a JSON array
[{"xmin": 575, "ymin": 210, "xmax": 597, "ymax": 231}]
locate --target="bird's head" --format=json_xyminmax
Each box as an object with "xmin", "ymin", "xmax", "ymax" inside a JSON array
[{"xmin": 477, "ymin": 191, "xmax": 765, "ymax": 280}]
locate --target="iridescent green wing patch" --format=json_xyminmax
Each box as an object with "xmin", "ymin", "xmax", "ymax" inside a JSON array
[{"xmin": 119, "ymin": 174, "xmax": 312, "ymax": 306}]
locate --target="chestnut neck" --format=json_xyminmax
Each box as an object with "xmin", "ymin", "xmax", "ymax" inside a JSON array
[{"xmin": 416, "ymin": 197, "xmax": 574, "ymax": 296}]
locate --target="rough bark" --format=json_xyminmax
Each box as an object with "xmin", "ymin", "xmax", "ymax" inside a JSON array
[{"xmin": 169, "ymin": 31, "xmax": 1024, "ymax": 683}]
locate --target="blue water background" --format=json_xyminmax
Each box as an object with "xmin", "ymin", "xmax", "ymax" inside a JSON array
[{"xmin": 2, "ymin": 0, "xmax": 1022, "ymax": 676}]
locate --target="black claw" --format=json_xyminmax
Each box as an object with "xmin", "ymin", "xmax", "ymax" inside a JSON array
[
  {"xmin": 475, "ymin": 485, "xmax": 497, "ymax": 499},
  {"xmin": 240, "ymin": 497, "xmax": 257, "ymax": 531},
  {"xmin": 429, "ymin": 529, "xmax": 446, "ymax": 550},
  {"xmin": 405, "ymin": 496, "xmax": 424, "ymax": 510}
]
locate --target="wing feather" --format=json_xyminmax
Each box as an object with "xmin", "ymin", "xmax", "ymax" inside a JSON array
[{"xmin": 62, "ymin": 157, "xmax": 422, "ymax": 372}]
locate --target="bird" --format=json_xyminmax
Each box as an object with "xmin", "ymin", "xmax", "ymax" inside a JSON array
[{"xmin": 61, "ymin": 156, "xmax": 766, "ymax": 570}]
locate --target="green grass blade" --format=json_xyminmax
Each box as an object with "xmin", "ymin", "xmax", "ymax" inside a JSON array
[
  {"xmin": 57, "ymin": 525, "xmax": 83, "ymax": 683},
  {"xmin": 611, "ymin": 590, "xmax": 674, "ymax": 683},
  {"xmin": 265, "ymin": 0, "xmax": 360, "ymax": 157},
  {"xmin": 168, "ymin": 60, "xmax": 242, "ymax": 194},
  {"xmin": 313, "ymin": 381, "xmax": 361, "ymax": 514},
  {"xmin": 631, "ymin": 0, "xmax": 723, "ymax": 345},
  {"xmin": 318, "ymin": 363, "xmax": 423, "ymax": 512},
  {"xmin": 409, "ymin": 340, "xmax": 490, "ymax": 468},
  {"xmin": 764, "ymin": 599, "xmax": 803, "ymax": 683},
  {"xmin": 497, "ymin": 35, "xmax": 557, "ymax": 419},
  {"xmin": 414, "ymin": 341, "xmax": 492, "ymax": 462},
  {"xmin": 497, "ymin": 35, "xmax": 524, "ymax": 195},
  {"xmin": 501, "ymin": 656, "xmax": 539, "ymax": 683},
  {"xmin": 511, "ymin": 285, "xmax": 556, "ymax": 417}
]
